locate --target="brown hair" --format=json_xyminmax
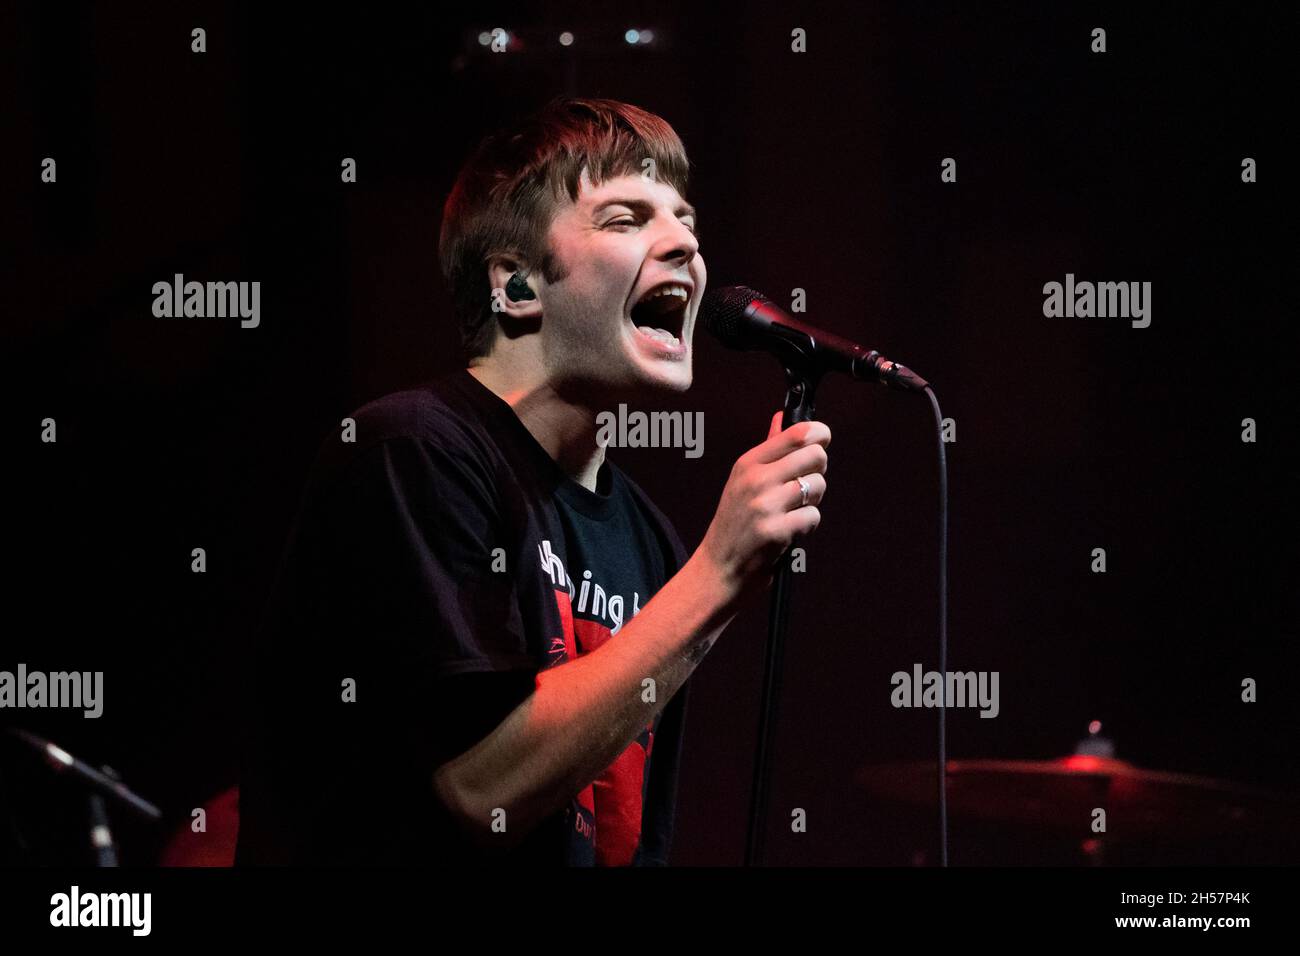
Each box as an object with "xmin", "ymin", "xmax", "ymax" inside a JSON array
[{"xmin": 438, "ymin": 97, "xmax": 692, "ymax": 360}]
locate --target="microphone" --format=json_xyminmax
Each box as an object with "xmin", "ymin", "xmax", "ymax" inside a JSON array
[
  {"xmin": 700, "ymin": 285, "xmax": 929, "ymax": 392},
  {"xmin": 6, "ymin": 728, "xmax": 162, "ymax": 820}
]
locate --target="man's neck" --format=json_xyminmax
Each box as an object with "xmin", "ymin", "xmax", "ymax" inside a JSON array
[{"xmin": 467, "ymin": 361, "xmax": 608, "ymax": 492}]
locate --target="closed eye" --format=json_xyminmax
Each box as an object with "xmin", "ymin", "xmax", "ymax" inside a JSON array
[{"xmin": 606, "ymin": 217, "xmax": 700, "ymax": 239}]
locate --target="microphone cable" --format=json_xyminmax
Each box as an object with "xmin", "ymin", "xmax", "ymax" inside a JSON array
[{"xmin": 922, "ymin": 385, "xmax": 950, "ymax": 867}]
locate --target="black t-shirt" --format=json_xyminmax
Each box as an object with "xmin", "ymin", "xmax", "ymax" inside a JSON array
[{"xmin": 236, "ymin": 368, "xmax": 691, "ymax": 866}]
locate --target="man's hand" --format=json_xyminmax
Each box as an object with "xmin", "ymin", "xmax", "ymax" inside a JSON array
[{"xmin": 695, "ymin": 411, "xmax": 831, "ymax": 607}]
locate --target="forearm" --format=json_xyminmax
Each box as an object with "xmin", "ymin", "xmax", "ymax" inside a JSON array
[{"xmin": 432, "ymin": 549, "xmax": 739, "ymax": 851}]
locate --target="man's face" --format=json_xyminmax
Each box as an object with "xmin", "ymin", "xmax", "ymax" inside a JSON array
[{"xmin": 535, "ymin": 168, "xmax": 705, "ymax": 400}]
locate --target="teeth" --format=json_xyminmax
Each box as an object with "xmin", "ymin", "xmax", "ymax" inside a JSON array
[
  {"xmin": 636, "ymin": 326, "xmax": 681, "ymax": 347},
  {"xmin": 638, "ymin": 285, "xmax": 689, "ymax": 305}
]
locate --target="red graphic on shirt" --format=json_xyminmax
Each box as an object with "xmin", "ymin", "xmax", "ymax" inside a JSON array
[
  {"xmin": 550, "ymin": 588, "xmax": 654, "ymax": 866},
  {"xmin": 550, "ymin": 592, "xmax": 579, "ymax": 666}
]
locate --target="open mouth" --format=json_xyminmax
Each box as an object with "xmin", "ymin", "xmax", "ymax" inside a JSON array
[{"xmin": 627, "ymin": 286, "xmax": 690, "ymax": 346}]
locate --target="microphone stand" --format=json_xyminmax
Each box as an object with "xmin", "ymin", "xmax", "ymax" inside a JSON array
[
  {"xmin": 745, "ymin": 367, "xmax": 820, "ymax": 867},
  {"xmin": 6, "ymin": 728, "xmax": 161, "ymax": 866}
]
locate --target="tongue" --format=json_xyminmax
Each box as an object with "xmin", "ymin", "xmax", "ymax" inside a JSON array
[{"xmin": 636, "ymin": 326, "xmax": 679, "ymax": 344}]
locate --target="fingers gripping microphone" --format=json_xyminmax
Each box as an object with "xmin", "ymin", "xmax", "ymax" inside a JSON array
[{"xmin": 700, "ymin": 285, "xmax": 930, "ymax": 393}]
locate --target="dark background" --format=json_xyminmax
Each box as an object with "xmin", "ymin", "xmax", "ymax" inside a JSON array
[{"xmin": 5, "ymin": 2, "xmax": 1296, "ymax": 866}]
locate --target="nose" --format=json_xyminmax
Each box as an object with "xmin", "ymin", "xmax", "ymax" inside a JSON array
[{"xmin": 655, "ymin": 217, "xmax": 699, "ymax": 267}]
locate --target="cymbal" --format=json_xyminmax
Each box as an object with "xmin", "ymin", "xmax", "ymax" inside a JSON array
[{"xmin": 856, "ymin": 756, "xmax": 1298, "ymax": 839}]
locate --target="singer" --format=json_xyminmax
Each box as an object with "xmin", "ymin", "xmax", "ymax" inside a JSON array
[{"xmin": 235, "ymin": 97, "xmax": 831, "ymax": 866}]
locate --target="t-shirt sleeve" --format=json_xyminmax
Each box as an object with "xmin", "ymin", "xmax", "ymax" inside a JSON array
[
  {"xmin": 322, "ymin": 434, "xmax": 536, "ymax": 677},
  {"xmin": 284, "ymin": 433, "xmax": 543, "ymax": 863}
]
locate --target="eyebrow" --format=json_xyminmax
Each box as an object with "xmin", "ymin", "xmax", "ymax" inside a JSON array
[{"xmin": 592, "ymin": 197, "xmax": 698, "ymax": 224}]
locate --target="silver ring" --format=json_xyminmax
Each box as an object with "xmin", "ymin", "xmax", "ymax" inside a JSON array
[{"xmin": 797, "ymin": 476, "xmax": 811, "ymax": 507}]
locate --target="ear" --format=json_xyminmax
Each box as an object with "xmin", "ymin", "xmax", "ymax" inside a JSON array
[{"xmin": 487, "ymin": 255, "xmax": 542, "ymax": 320}]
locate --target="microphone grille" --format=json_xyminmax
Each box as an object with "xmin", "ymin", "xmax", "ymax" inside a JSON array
[{"xmin": 700, "ymin": 285, "xmax": 772, "ymax": 347}]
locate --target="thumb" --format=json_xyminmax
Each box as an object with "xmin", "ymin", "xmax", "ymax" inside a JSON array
[{"xmin": 767, "ymin": 410, "xmax": 784, "ymax": 441}]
